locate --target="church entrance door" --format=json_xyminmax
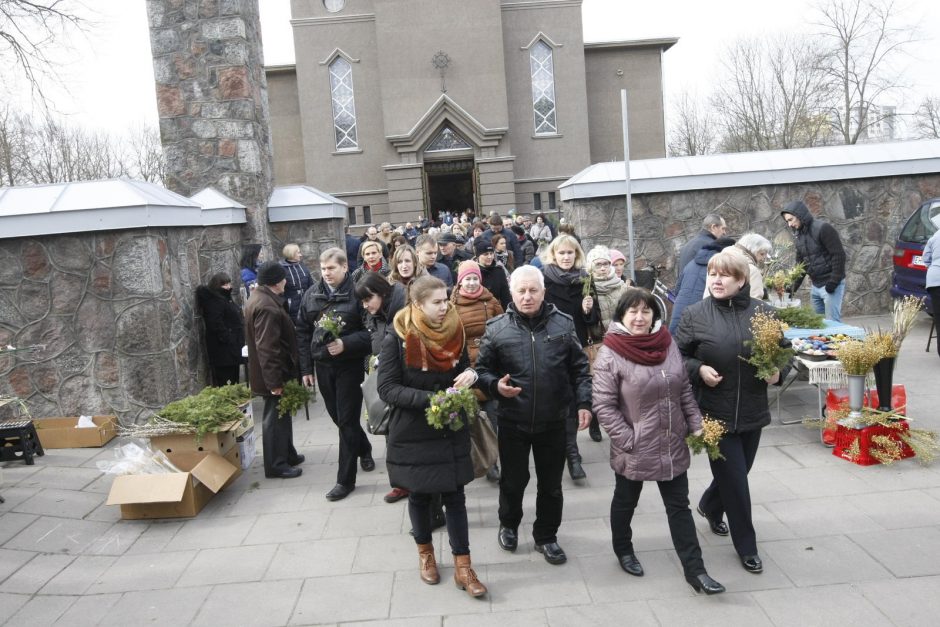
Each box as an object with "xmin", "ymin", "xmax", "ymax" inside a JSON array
[{"xmin": 424, "ymin": 159, "xmax": 475, "ymax": 222}]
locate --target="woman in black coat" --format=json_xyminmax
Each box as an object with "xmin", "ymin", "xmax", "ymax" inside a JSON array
[
  {"xmin": 540, "ymin": 234, "xmax": 600, "ymax": 480},
  {"xmin": 196, "ymin": 272, "xmax": 244, "ymax": 386},
  {"xmin": 377, "ymin": 275, "xmax": 486, "ymax": 598},
  {"xmin": 676, "ymin": 250, "xmax": 781, "ymax": 576}
]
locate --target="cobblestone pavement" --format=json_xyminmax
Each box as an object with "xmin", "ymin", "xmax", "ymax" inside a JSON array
[{"xmin": 2, "ymin": 314, "xmax": 939, "ymax": 626}]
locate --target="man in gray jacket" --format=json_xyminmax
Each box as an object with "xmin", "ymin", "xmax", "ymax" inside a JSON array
[{"xmin": 677, "ymin": 214, "xmax": 727, "ymax": 272}]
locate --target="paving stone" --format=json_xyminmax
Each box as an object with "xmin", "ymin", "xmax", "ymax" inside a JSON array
[
  {"xmin": 859, "ymin": 575, "xmax": 940, "ymax": 625},
  {"xmin": 87, "ymin": 550, "xmax": 197, "ymax": 594},
  {"xmin": 760, "ymin": 535, "xmax": 892, "ymax": 587},
  {"xmin": 221, "ymin": 484, "xmax": 311, "ymax": 517},
  {"xmin": 752, "ymin": 583, "xmax": 892, "ymax": 626},
  {"xmin": 125, "ymin": 521, "xmax": 183, "ymax": 554},
  {"xmin": 390, "ymin": 564, "xmax": 495, "ymax": 617},
  {"xmin": 546, "ymin": 601, "xmax": 660, "ymax": 626},
  {"xmin": 352, "ymin": 533, "xmax": 422, "ymax": 574},
  {"xmin": 190, "ymin": 579, "xmax": 303, "ymax": 627},
  {"xmin": 265, "ymin": 538, "xmax": 358, "ymax": 580},
  {"xmin": 648, "ymin": 592, "xmax": 774, "ymax": 626},
  {"xmin": 764, "ymin": 496, "xmax": 881, "ymax": 538},
  {"xmin": 737, "ymin": 471, "xmax": 799, "ymax": 505},
  {"xmin": 775, "ymin": 443, "xmax": 851, "ymax": 469},
  {"xmin": 98, "ymin": 585, "xmax": 212, "ymax": 626},
  {"xmin": 83, "ymin": 501, "xmax": 124, "ymax": 524},
  {"xmin": 0, "ymin": 464, "xmax": 43, "ymax": 486},
  {"xmin": 52, "ymin": 592, "xmax": 122, "ymax": 626},
  {"xmin": 243, "ymin": 510, "xmax": 328, "ymax": 545},
  {"xmin": 0, "ymin": 486, "xmax": 41, "ymax": 512},
  {"xmin": 848, "ymin": 526, "xmax": 940, "ymax": 577},
  {"xmin": 844, "ymin": 489, "xmax": 940, "ymax": 530},
  {"xmin": 164, "ymin": 514, "xmax": 257, "ymax": 551},
  {"xmin": 41, "ymin": 555, "xmax": 116, "ymax": 595},
  {"xmin": 573, "ymin": 551, "xmax": 688, "ymax": 603},
  {"xmin": 4, "ymin": 516, "xmax": 113, "ymax": 554},
  {"xmin": 444, "ymin": 608, "xmax": 548, "ymax": 626},
  {"xmin": 0, "ymin": 512, "xmax": 37, "ymax": 545},
  {"xmin": 695, "ymin": 548, "xmax": 793, "ymax": 593},
  {"xmin": 0, "ymin": 592, "xmax": 29, "ymax": 621},
  {"xmin": 772, "ymin": 466, "xmax": 873, "ymax": 498},
  {"xmin": 0, "ymin": 548, "xmax": 36, "ymax": 583},
  {"xmin": 346, "ymin": 618, "xmax": 438, "ymax": 627},
  {"xmin": 750, "ymin": 446, "xmax": 806, "ymax": 472},
  {"xmin": 290, "ymin": 572, "xmax": 393, "ymax": 624},
  {"xmin": 16, "ymin": 465, "xmax": 101, "ymax": 490},
  {"xmin": 6, "ymin": 593, "xmax": 76, "ymax": 625},
  {"xmin": 485, "ymin": 558, "xmax": 592, "ymax": 612},
  {"xmin": 0, "ymin": 552, "xmax": 73, "ymax": 594},
  {"xmin": 176, "ymin": 544, "xmax": 277, "ymax": 586},
  {"xmin": 321, "ymin": 501, "xmax": 406, "ymax": 539},
  {"xmin": 14, "ymin": 488, "xmax": 105, "ymax": 518}
]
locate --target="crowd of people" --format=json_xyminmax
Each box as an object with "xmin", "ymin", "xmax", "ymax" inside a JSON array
[{"xmin": 194, "ymin": 203, "xmax": 842, "ymax": 599}]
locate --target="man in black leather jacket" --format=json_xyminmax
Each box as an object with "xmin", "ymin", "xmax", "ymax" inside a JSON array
[
  {"xmin": 297, "ymin": 248, "xmax": 374, "ymax": 502},
  {"xmin": 476, "ymin": 265, "xmax": 592, "ymax": 566}
]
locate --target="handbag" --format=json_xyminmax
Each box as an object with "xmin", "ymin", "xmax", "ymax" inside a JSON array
[
  {"xmin": 361, "ymin": 368, "xmax": 391, "ymax": 435},
  {"xmin": 584, "ymin": 340, "xmax": 601, "ymax": 374},
  {"xmin": 470, "ymin": 410, "xmax": 499, "ymax": 478}
]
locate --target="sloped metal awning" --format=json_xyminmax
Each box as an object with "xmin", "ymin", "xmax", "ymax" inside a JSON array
[
  {"xmin": 190, "ymin": 187, "xmax": 247, "ymax": 226},
  {"xmin": 559, "ymin": 139, "xmax": 940, "ymax": 201},
  {"xmin": 267, "ymin": 185, "xmax": 347, "ymax": 222}
]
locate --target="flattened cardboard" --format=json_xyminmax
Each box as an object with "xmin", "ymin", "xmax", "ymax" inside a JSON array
[
  {"xmin": 149, "ymin": 420, "xmax": 240, "ymax": 456},
  {"xmin": 107, "ymin": 473, "xmax": 190, "ymax": 505},
  {"xmin": 34, "ymin": 416, "xmax": 117, "ymax": 448},
  {"xmin": 236, "ymin": 427, "xmax": 256, "ymax": 470}
]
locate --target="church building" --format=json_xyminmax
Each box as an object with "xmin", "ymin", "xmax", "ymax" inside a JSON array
[{"xmin": 266, "ymin": 0, "xmax": 674, "ymax": 226}]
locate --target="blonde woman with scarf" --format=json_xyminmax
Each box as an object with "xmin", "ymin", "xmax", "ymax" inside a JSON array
[{"xmin": 377, "ymin": 275, "xmax": 487, "ymax": 598}]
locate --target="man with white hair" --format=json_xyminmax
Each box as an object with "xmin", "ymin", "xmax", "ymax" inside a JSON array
[{"xmin": 475, "ymin": 265, "xmax": 592, "ymax": 566}]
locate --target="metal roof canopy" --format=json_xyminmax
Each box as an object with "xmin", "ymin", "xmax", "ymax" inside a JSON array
[
  {"xmin": 267, "ymin": 185, "xmax": 348, "ymax": 223},
  {"xmin": 190, "ymin": 187, "xmax": 247, "ymax": 226},
  {"xmin": 559, "ymin": 139, "xmax": 940, "ymax": 201}
]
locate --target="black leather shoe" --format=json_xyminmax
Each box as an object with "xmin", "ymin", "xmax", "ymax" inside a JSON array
[
  {"xmin": 288, "ymin": 454, "xmax": 305, "ymax": 466},
  {"xmin": 589, "ymin": 421, "xmax": 602, "ymax": 442},
  {"xmin": 325, "ymin": 483, "xmax": 355, "ymax": 501},
  {"xmin": 696, "ymin": 506, "xmax": 729, "ymax": 536},
  {"xmin": 567, "ymin": 459, "xmax": 586, "ymax": 480},
  {"xmin": 740, "ymin": 555, "xmax": 763, "ymax": 574},
  {"xmin": 265, "ymin": 467, "xmax": 302, "ymax": 479},
  {"xmin": 534, "ymin": 541, "xmax": 567, "ymax": 565},
  {"xmin": 686, "ymin": 572, "xmax": 725, "ymax": 594},
  {"xmin": 617, "ymin": 553, "xmax": 644, "ymax": 577},
  {"xmin": 498, "ymin": 525, "xmax": 518, "ymax": 552},
  {"xmin": 360, "ymin": 456, "xmax": 376, "ymax": 472}
]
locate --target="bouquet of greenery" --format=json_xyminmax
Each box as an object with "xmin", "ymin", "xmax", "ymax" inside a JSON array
[
  {"xmin": 743, "ymin": 311, "xmax": 794, "ymax": 380},
  {"xmin": 763, "ymin": 262, "xmax": 806, "ymax": 296},
  {"xmin": 581, "ymin": 273, "xmax": 593, "ymax": 298},
  {"xmin": 317, "ymin": 310, "xmax": 345, "ymax": 342},
  {"xmin": 426, "ymin": 386, "xmax": 479, "ymax": 431},
  {"xmin": 686, "ymin": 416, "xmax": 726, "ymax": 461},
  {"xmin": 277, "ymin": 380, "xmax": 311, "ymax": 416},
  {"xmin": 123, "ymin": 383, "xmax": 251, "ymax": 442},
  {"xmin": 774, "ymin": 306, "xmax": 824, "ymax": 329},
  {"xmin": 891, "ymin": 295, "xmax": 923, "ymax": 354}
]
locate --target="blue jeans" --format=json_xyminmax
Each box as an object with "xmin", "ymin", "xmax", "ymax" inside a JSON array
[{"xmin": 810, "ymin": 279, "xmax": 845, "ymax": 322}]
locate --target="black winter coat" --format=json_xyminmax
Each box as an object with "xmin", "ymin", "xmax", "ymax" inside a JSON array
[
  {"xmin": 782, "ymin": 203, "xmax": 846, "ymax": 290},
  {"xmin": 479, "ymin": 260, "xmax": 511, "ymax": 309},
  {"xmin": 476, "ymin": 303, "xmax": 592, "ymax": 430},
  {"xmin": 675, "ymin": 287, "xmax": 773, "ymax": 433},
  {"xmin": 296, "ymin": 273, "xmax": 372, "ymax": 374},
  {"xmin": 280, "ymin": 260, "xmax": 313, "ymax": 322},
  {"xmin": 542, "ymin": 267, "xmax": 600, "ymax": 346},
  {"xmin": 364, "ymin": 283, "xmax": 407, "ymax": 357},
  {"xmin": 377, "ymin": 331, "xmax": 474, "ymax": 493},
  {"xmin": 196, "ymin": 286, "xmax": 244, "ymax": 367}
]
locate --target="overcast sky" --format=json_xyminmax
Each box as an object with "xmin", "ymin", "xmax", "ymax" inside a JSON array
[{"xmin": 8, "ymin": 0, "xmax": 939, "ymax": 136}]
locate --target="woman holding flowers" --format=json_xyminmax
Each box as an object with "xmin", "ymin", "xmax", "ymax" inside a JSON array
[
  {"xmin": 592, "ymin": 287, "xmax": 724, "ymax": 594},
  {"xmin": 675, "ymin": 250, "xmax": 779, "ymax": 575},
  {"xmin": 377, "ymin": 275, "xmax": 487, "ymax": 597}
]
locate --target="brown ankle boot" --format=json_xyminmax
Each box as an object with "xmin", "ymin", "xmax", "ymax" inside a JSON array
[
  {"xmin": 417, "ymin": 543, "xmax": 440, "ymax": 584},
  {"xmin": 453, "ymin": 554, "xmax": 487, "ymax": 597}
]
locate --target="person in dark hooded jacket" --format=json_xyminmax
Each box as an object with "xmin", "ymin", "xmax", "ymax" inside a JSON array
[
  {"xmin": 676, "ymin": 250, "xmax": 783, "ymax": 577},
  {"xmin": 781, "ymin": 200, "xmax": 847, "ymax": 322},
  {"xmin": 196, "ymin": 272, "xmax": 244, "ymax": 386},
  {"xmin": 474, "ymin": 239, "xmax": 511, "ymax": 309},
  {"xmin": 669, "ymin": 237, "xmax": 736, "ymax": 335}
]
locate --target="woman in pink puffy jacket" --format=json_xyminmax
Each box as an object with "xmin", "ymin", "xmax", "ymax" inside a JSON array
[{"xmin": 592, "ymin": 287, "xmax": 724, "ymax": 595}]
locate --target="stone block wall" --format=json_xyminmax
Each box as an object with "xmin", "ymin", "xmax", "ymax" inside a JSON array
[
  {"xmin": 270, "ymin": 218, "xmax": 345, "ymax": 275},
  {"xmin": 0, "ymin": 224, "xmax": 243, "ymax": 421},
  {"xmin": 565, "ymin": 173, "xmax": 940, "ymax": 315}
]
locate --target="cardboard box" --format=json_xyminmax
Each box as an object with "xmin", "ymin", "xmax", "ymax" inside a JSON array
[
  {"xmin": 149, "ymin": 420, "xmax": 240, "ymax": 456},
  {"xmin": 236, "ymin": 426, "xmax": 256, "ymax": 470},
  {"xmin": 34, "ymin": 416, "xmax": 117, "ymax": 449},
  {"xmin": 105, "ymin": 447, "xmax": 241, "ymax": 520}
]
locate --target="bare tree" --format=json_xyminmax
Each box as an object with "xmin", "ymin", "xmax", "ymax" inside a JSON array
[
  {"xmin": 912, "ymin": 96, "xmax": 940, "ymax": 139},
  {"xmin": 125, "ymin": 125, "xmax": 166, "ymax": 184},
  {"xmin": 814, "ymin": 0, "xmax": 916, "ymax": 144},
  {"xmin": 667, "ymin": 91, "xmax": 717, "ymax": 156}
]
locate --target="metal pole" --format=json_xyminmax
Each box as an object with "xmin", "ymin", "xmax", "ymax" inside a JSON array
[{"xmin": 621, "ymin": 89, "xmax": 636, "ymax": 283}]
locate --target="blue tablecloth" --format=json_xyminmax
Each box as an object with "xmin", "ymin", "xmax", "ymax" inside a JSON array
[{"xmin": 783, "ymin": 320, "xmax": 866, "ymax": 340}]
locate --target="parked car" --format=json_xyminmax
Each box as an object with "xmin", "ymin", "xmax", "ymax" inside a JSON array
[{"xmin": 891, "ymin": 197, "xmax": 940, "ymax": 312}]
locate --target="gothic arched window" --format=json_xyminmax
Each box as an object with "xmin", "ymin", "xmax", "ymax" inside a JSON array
[
  {"xmin": 329, "ymin": 57, "xmax": 359, "ymax": 151},
  {"xmin": 529, "ymin": 41, "xmax": 557, "ymax": 135}
]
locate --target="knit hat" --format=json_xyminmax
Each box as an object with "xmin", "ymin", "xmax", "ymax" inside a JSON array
[
  {"xmin": 474, "ymin": 239, "xmax": 495, "ymax": 256},
  {"xmin": 256, "ymin": 260, "xmax": 286, "ymax": 285},
  {"xmin": 438, "ymin": 232, "xmax": 459, "ymax": 245},
  {"xmin": 608, "ymin": 249, "xmax": 626, "ymax": 265},
  {"xmin": 456, "ymin": 260, "xmax": 482, "ymax": 285},
  {"xmin": 586, "ymin": 245, "xmax": 611, "ymax": 268}
]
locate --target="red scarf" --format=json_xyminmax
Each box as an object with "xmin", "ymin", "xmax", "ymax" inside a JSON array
[{"xmin": 603, "ymin": 325, "xmax": 672, "ymax": 365}]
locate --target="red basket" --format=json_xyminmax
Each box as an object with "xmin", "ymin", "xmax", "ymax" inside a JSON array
[{"xmin": 832, "ymin": 419, "xmax": 915, "ymax": 466}]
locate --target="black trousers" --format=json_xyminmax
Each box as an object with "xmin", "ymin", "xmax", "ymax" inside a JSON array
[
  {"xmin": 699, "ymin": 428, "xmax": 762, "ymax": 557},
  {"xmin": 611, "ymin": 472, "xmax": 705, "ymax": 577},
  {"xmin": 261, "ymin": 395, "xmax": 299, "ymax": 474},
  {"xmin": 315, "ymin": 360, "xmax": 371, "ymax": 487},
  {"xmin": 498, "ymin": 421, "xmax": 566, "ymax": 544},
  {"xmin": 929, "ymin": 286, "xmax": 940, "ymax": 358},
  {"xmin": 210, "ymin": 365, "xmax": 239, "ymax": 387},
  {"xmin": 410, "ymin": 488, "xmax": 469, "ymax": 555},
  {"xmin": 564, "ymin": 404, "xmax": 581, "ymax": 462}
]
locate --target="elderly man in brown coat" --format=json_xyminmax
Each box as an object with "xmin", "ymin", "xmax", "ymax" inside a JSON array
[{"xmin": 245, "ymin": 260, "xmax": 305, "ymax": 479}]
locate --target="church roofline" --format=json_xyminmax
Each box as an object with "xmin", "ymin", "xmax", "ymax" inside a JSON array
[
  {"xmin": 584, "ymin": 37, "xmax": 678, "ymax": 52},
  {"xmin": 265, "ymin": 64, "xmax": 297, "ymax": 75}
]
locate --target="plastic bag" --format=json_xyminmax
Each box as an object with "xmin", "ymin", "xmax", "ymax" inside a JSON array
[{"xmin": 96, "ymin": 441, "xmax": 182, "ymax": 476}]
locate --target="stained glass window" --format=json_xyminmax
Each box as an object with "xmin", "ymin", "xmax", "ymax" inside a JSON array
[
  {"xmin": 426, "ymin": 127, "xmax": 472, "ymax": 152},
  {"xmin": 329, "ymin": 57, "xmax": 358, "ymax": 151},
  {"xmin": 530, "ymin": 41, "xmax": 557, "ymax": 135}
]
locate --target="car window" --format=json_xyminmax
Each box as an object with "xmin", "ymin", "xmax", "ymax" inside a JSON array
[{"xmin": 899, "ymin": 200, "xmax": 940, "ymax": 244}]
